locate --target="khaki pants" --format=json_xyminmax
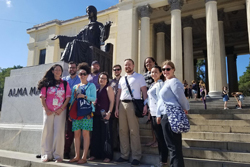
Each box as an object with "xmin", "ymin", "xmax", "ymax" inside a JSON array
[
  {"xmin": 41, "ymin": 109, "xmax": 66, "ymax": 160},
  {"xmin": 119, "ymin": 102, "xmax": 141, "ymax": 160}
]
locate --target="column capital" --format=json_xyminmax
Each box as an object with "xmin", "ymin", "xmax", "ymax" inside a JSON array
[
  {"xmin": 218, "ymin": 9, "xmax": 225, "ymax": 21},
  {"xmin": 205, "ymin": 0, "xmax": 217, "ymax": 3},
  {"xmin": 154, "ymin": 22, "xmax": 167, "ymax": 33},
  {"xmin": 168, "ymin": 0, "xmax": 184, "ymax": 10},
  {"xmin": 137, "ymin": 4, "xmax": 152, "ymax": 18},
  {"xmin": 182, "ymin": 15, "xmax": 193, "ymax": 28}
]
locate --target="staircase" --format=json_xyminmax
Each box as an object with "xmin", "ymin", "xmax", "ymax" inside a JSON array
[{"xmin": 137, "ymin": 97, "xmax": 250, "ymax": 166}]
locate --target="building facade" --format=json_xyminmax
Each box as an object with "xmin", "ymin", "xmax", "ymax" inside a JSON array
[{"xmin": 26, "ymin": 0, "xmax": 250, "ymax": 97}]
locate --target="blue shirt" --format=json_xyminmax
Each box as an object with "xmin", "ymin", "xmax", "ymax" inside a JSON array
[
  {"xmin": 147, "ymin": 79, "xmax": 164, "ymax": 116},
  {"xmin": 157, "ymin": 78, "xmax": 190, "ymax": 117},
  {"xmin": 62, "ymin": 75, "xmax": 81, "ymax": 103}
]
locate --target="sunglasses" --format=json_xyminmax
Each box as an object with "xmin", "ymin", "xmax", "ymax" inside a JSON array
[
  {"xmin": 79, "ymin": 73, "xmax": 87, "ymax": 76},
  {"xmin": 162, "ymin": 68, "xmax": 172, "ymax": 71},
  {"xmin": 113, "ymin": 69, "xmax": 121, "ymax": 71}
]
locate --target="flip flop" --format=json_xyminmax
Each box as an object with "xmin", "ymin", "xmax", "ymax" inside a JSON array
[
  {"xmin": 69, "ymin": 158, "xmax": 80, "ymax": 163},
  {"xmin": 77, "ymin": 159, "xmax": 87, "ymax": 164},
  {"xmin": 88, "ymin": 156, "xmax": 96, "ymax": 161},
  {"xmin": 103, "ymin": 158, "xmax": 111, "ymax": 163}
]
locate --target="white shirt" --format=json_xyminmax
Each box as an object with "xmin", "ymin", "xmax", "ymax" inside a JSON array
[
  {"xmin": 147, "ymin": 79, "xmax": 164, "ymax": 116},
  {"xmin": 118, "ymin": 72, "xmax": 146, "ymax": 100}
]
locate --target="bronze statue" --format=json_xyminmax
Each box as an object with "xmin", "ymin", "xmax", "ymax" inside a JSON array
[{"xmin": 51, "ymin": 5, "xmax": 112, "ymax": 65}]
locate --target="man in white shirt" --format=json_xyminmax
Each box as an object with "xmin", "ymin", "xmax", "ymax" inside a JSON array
[{"xmin": 115, "ymin": 59, "xmax": 148, "ymax": 166}]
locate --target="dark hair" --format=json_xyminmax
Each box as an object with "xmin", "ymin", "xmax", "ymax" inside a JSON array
[
  {"xmin": 151, "ymin": 65, "xmax": 165, "ymax": 81},
  {"xmin": 223, "ymin": 86, "xmax": 227, "ymax": 90},
  {"xmin": 124, "ymin": 58, "xmax": 134, "ymax": 65},
  {"xmin": 86, "ymin": 5, "xmax": 97, "ymax": 21},
  {"xmin": 37, "ymin": 64, "xmax": 63, "ymax": 90},
  {"xmin": 98, "ymin": 72, "xmax": 109, "ymax": 85},
  {"xmin": 113, "ymin": 64, "xmax": 122, "ymax": 70},
  {"xmin": 144, "ymin": 57, "xmax": 158, "ymax": 72},
  {"xmin": 77, "ymin": 62, "xmax": 91, "ymax": 74},
  {"xmin": 69, "ymin": 61, "xmax": 77, "ymax": 66}
]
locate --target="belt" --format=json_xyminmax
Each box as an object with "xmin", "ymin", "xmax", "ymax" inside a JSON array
[{"xmin": 121, "ymin": 100, "xmax": 133, "ymax": 103}]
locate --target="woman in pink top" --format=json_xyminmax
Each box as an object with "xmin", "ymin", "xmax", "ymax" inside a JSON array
[{"xmin": 38, "ymin": 64, "xmax": 71, "ymax": 163}]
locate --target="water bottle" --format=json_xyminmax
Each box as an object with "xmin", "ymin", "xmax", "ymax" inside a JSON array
[{"xmin": 100, "ymin": 109, "xmax": 109, "ymax": 124}]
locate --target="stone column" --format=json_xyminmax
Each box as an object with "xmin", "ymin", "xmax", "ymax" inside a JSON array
[
  {"xmin": 226, "ymin": 47, "xmax": 238, "ymax": 95},
  {"xmin": 247, "ymin": 0, "xmax": 250, "ymax": 52},
  {"xmin": 46, "ymin": 25, "xmax": 60, "ymax": 64},
  {"xmin": 154, "ymin": 22, "xmax": 167, "ymax": 65},
  {"xmin": 218, "ymin": 9, "xmax": 228, "ymax": 88},
  {"xmin": 182, "ymin": 16, "xmax": 194, "ymax": 85},
  {"xmin": 168, "ymin": 0, "xmax": 184, "ymax": 81},
  {"xmin": 138, "ymin": 4, "xmax": 152, "ymax": 73},
  {"xmin": 205, "ymin": 0, "xmax": 223, "ymax": 97}
]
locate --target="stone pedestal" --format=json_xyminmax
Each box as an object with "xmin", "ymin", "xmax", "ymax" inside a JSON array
[
  {"xmin": 169, "ymin": 0, "xmax": 183, "ymax": 81},
  {"xmin": 205, "ymin": 0, "xmax": 223, "ymax": 97},
  {"xmin": 0, "ymin": 62, "xmax": 68, "ymax": 154}
]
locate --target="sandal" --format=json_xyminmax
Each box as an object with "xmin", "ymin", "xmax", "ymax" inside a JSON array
[
  {"xmin": 150, "ymin": 142, "xmax": 158, "ymax": 148},
  {"xmin": 88, "ymin": 156, "xmax": 95, "ymax": 161},
  {"xmin": 145, "ymin": 141, "xmax": 155, "ymax": 147},
  {"xmin": 69, "ymin": 157, "xmax": 80, "ymax": 163},
  {"xmin": 77, "ymin": 159, "xmax": 87, "ymax": 164},
  {"xmin": 103, "ymin": 158, "xmax": 111, "ymax": 163}
]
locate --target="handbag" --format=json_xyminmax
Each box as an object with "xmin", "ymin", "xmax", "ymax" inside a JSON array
[
  {"xmin": 77, "ymin": 83, "xmax": 92, "ymax": 116},
  {"xmin": 69, "ymin": 84, "xmax": 92, "ymax": 120},
  {"xmin": 125, "ymin": 76, "xmax": 144, "ymax": 118},
  {"xmin": 221, "ymin": 92, "xmax": 226, "ymax": 98},
  {"xmin": 164, "ymin": 103, "xmax": 190, "ymax": 134}
]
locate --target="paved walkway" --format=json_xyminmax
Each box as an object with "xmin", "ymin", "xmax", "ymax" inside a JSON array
[{"xmin": 0, "ymin": 149, "xmax": 155, "ymax": 167}]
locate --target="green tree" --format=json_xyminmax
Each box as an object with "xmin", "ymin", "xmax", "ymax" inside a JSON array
[
  {"xmin": 238, "ymin": 59, "xmax": 250, "ymax": 96},
  {"xmin": 196, "ymin": 59, "xmax": 206, "ymax": 83},
  {"xmin": 0, "ymin": 65, "xmax": 23, "ymax": 110}
]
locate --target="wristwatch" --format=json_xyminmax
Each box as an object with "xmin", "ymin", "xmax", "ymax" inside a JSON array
[{"xmin": 84, "ymin": 96, "xmax": 87, "ymax": 99}]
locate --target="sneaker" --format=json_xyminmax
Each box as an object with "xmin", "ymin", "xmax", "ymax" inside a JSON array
[
  {"xmin": 131, "ymin": 159, "xmax": 140, "ymax": 166},
  {"xmin": 237, "ymin": 107, "xmax": 242, "ymax": 109},
  {"xmin": 116, "ymin": 157, "xmax": 128, "ymax": 163}
]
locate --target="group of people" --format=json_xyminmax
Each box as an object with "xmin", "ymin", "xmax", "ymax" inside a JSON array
[
  {"xmin": 222, "ymin": 87, "xmax": 244, "ymax": 110},
  {"xmin": 38, "ymin": 57, "xmax": 189, "ymax": 167}
]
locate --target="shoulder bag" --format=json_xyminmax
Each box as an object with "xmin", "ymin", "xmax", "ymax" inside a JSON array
[{"xmin": 125, "ymin": 76, "xmax": 144, "ymax": 118}]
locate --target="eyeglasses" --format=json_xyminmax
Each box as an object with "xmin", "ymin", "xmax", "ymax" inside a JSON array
[
  {"xmin": 113, "ymin": 69, "xmax": 121, "ymax": 71},
  {"xmin": 79, "ymin": 73, "xmax": 87, "ymax": 76},
  {"xmin": 100, "ymin": 77, "xmax": 107, "ymax": 80},
  {"xmin": 162, "ymin": 68, "xmax": 172, "ymax": 71}
]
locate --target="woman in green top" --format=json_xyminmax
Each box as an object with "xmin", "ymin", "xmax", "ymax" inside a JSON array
[{"xmin": 69, "ymin": 63, "xmax": 96, "ymax": 164}]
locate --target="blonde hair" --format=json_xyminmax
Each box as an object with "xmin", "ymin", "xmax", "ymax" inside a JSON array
[{"xmin": 162, "ymin": 60, "xmax": 175, "ymax": 71}]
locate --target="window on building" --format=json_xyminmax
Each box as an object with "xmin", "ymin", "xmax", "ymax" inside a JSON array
[{"xmin": 39, "ymin": 49, "xmax": 46, "ymax": 65}]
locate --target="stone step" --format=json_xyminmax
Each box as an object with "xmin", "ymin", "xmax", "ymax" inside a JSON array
[
  {"xmin": 187, "ymin": 114, "xmax": 250, "ymax": 120},
  {"xmin": 182, "ymin": 132, "xmax": 250, "ymax": 143},
  {"xmin": 1, "ymin": 149, "xmax": 250, "ymax": 167},
  {"xmin": 189, "ymin": 119, "xmax": 250, "ymax": 127},
  {"xmin": 141, "ymin": 139, "xmax": 250, "ymax": 154},
  {"xmin": 188, "ymin": 109, "xmax": 250, "ymax": 114},
  {"xmin": 183, "ymin": 148, "xmax": 250, "ymax": 163}
]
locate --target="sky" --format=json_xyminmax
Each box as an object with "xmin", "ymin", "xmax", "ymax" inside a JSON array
[{"xmin": 0, "ymin": 0, "xmax": 249, "ymax": 80}]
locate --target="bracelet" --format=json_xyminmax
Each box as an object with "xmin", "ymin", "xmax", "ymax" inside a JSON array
[{"xmin": 108, "ymin": 111, "xmax": 112, "ymax": 114}]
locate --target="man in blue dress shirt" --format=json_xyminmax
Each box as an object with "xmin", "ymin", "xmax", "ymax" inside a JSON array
[{"xmin": 62, "ymin": 61, "xmax": 81, "ymax": 159}]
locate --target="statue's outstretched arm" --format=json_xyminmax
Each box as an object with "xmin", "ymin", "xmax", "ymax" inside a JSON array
[
  {"xmin": 51, "ymin": 35, "xmax": 77, "ymax": 49},
  {"xmin": 101, "ymin": 21, "xmax": 112, "ymax": 43}
]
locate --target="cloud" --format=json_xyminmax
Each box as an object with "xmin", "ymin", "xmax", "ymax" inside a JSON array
[{"xmin": 6, "ymin": 0, "xmax": 12, "ymax": 7}]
